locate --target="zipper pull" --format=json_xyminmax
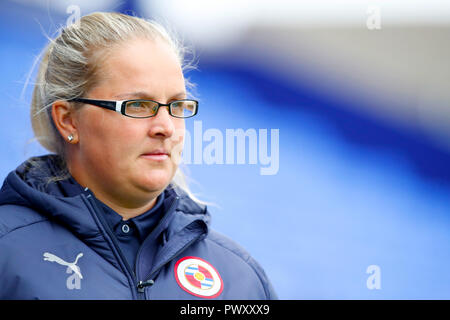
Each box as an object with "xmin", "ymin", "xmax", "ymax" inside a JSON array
[{"xmin": 137, "ymin": 279, "xmax": 154, "ymax": 293}]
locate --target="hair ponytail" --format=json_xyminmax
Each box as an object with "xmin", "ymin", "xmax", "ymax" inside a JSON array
[{"xmin": 31, "ymin": 41, "xmax": 60, "ymax": 154}]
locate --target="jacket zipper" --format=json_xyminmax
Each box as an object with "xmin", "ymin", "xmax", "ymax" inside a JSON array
[
  {"xmin": 135, "ymin": 195, "xmax": 180, "ymax": 293},
  {"xmin": 136, "ymin": 232, "xmax": 203, "ymax": 294},
  {"xmin": 84, "ymin": 192, "xmax": 205, "ymax": 298},
  {"xmin": 82, "ymin": 194, "xmax": 141, "ymax": 300}
]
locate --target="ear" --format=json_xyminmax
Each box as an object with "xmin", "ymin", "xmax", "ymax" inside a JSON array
[{"xmin": 51, "ymin": 100, "xmax": 79, "ymax": 144}]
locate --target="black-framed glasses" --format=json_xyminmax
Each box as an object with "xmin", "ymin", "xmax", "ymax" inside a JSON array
[{"xmin": 68, "ymin": 98, "xmax": 198, "ymax": 118}]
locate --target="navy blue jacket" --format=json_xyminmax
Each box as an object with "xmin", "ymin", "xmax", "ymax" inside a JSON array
[{"xmin": 0, "ymin": 155, "xmax": 277, "ymax": 300}]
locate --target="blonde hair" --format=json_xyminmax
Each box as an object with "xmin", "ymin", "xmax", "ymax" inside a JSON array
[{"xmin": 29, "ymin": 12, "xmax": 205, "ymax": 204}]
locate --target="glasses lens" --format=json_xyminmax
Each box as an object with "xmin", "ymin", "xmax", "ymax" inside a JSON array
[
  {"xmin": 125, "ymin": 100, "xmax": 158, "ymax": 117},
  {"xmin": 171, "ymin": 100, "xmax": 197, "ymax": 118}
]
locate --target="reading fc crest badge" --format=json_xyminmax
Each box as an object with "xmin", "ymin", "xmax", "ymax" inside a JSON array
[{"xmin": 174, "ymin": 256, "xmax": 223, "ymax": 298}]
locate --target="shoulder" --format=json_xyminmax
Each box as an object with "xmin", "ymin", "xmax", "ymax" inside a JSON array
[
  {"xmin": 0, "ymin": 204, "xmax": 48, "ymax": 239},
  {"xmin": 206, "ymin": 230, "xmax": 254, "ymax": 264},
  {"xmin": 203, "ymin": 229, "xmax": 278, "ymax": 299}
]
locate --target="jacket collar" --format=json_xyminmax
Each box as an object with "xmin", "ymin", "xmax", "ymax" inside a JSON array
[{"xmin": 0, "ymin": 154, "xmax": 211, "ymax": 270}]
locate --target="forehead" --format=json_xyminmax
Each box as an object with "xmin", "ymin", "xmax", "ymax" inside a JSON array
[{"xmin": 92, "ymin": 38, "xmax": 185, "ymax": 98}]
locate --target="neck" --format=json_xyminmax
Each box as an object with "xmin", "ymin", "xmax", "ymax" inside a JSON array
[
  {"xmin": 84, "ymin": 179, "xmax": 160, "ymax": 220},
  {"xmin": 67, "ymin": 157, "xmax": 161, "ymax": 220},
  {"xmin": 96, "ymin": 193, "xmax": 159, "ymax": 220}
]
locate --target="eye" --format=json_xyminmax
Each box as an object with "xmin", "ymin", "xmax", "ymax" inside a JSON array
[
  {"xmin": 170, "ymin": 100, "xmax": 197, "ymax": 117},
  {"xmin": 128, "ymin": 101, "xmax": 143, "ymax": 108},
  {"xmin": 125, "ymin": 100, "xmax": 159, "ymax": 117}
]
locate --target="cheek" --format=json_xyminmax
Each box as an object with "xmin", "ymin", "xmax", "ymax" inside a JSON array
[{"xmin": 79, "ymin": 112, "xmax": 137, "ymax": 165}]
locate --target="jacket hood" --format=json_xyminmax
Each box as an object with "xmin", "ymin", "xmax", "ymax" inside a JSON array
[{"xmin": 0, "ymin": 154, "xmax": 210, "ymax": 255}]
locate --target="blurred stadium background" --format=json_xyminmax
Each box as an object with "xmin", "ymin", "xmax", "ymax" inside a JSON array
[{"xmin": 1, "ymin": 0, "xmax": 449, "ymax": 299}]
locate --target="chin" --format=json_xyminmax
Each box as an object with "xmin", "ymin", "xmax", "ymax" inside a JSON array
[{"xmin": 139, "ymin": 170, "xmax": 173, "ymax": 192}]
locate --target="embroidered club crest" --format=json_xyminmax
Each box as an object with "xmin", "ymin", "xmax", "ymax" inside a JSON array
[{"xmin": 174, "ymin": 256, "xmax": 223, "ymax": 298}]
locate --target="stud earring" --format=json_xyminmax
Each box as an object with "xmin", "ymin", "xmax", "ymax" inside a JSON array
[{"xmin": 68, "ymin": 134, "xmax": 74, "ymax": 142}]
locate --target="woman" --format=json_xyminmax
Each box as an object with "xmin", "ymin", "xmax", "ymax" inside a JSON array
[{"xmin": 0, "ymin": 12, "xmax": 277, "ymax": 300}]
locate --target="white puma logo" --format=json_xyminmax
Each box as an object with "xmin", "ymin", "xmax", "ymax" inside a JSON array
[{"xmin": 43, "ymin": 252, "xmax": 84, "ymax": 279}]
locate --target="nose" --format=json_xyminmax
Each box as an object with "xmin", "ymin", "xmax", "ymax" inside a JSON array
[{"xmin": 147, "ymin": 105, "xmax": 175, "ymax": 138}]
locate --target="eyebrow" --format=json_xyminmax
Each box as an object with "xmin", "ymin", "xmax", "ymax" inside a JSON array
[{"xmin": 113, "ymin": 91, "xmax": 187, "ymax": 100}]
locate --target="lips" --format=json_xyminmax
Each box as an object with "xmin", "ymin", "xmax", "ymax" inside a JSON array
[
  {"xmin": 141, "ymin": 149, "xmax": 170, "ymax": 161},
  {"xmin": 142, "ymin": 149, "xmax": 170, "ymax": 156}
]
